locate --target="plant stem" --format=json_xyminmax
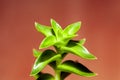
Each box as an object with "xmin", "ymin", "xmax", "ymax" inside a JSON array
[
  {"xmin": 55, "ymin": 70, "xmax": 61, "ymax": 80},
  {"xmin": 55, "ymin": 56, "xmax": 62, "ymax": 80},
  {"xmin": 55, "ymin": 47, "xmax": 62, "ymax": 80}
]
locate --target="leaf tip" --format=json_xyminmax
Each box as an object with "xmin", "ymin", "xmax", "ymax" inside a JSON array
[
  {"xmin": 34, "ymin": 22, "xmax": 39, "ymax": 30},
  {"xmin": 30, "ymin": 73, "xmax": 33, "ymax": 76},
  {"xmin": 89, "ymin": 56, "xmax": 98, "ymax": 60},
  {"xmin": 91, "ymin": 55, "xmax": 98, "ymax": 60},
  {"xmin": 79, "ymin": 21, "xmax": 82, "ymax": 24},
  {"xmin": 90, "ymin": 72, "xmax": 98, "ymax": 77},
  {"xmin": 76, "ymin": 21, "xmax": 82, "ymax": 27},
  {"xmin": 39, "ymin": 45, "xmax": 43, "ymax": 49},
  {"xmin": 82, "ymin": 38, "xmax": 86, "ymax": 41},
  {"xmin": 87, "ymin": 73, "xmax": 98, "ymax": 77},
  {"xmin": 94, "ymin": 57, "xmax": 98, "ymax": 60},
  {"xmin": 95, "ymin": 73, "xmax": 98, "ymax": 76},
  {"xmin": 34, "ymin": 22, "xmax": 38, "ymax": 26},
  {"xmin": 30, "ymin": 71, "xmax": 35, "ymax": 77},
  {"xmin": 85, "ymin": 52, "xmax": 97, "ymax": 60},
  {"xmin": 50, "ymin": 18, "xmax": 54, "ymax": 23}
]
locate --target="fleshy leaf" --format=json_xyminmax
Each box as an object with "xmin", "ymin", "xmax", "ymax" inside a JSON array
[
  {"xmin": 37, "ymin": 73, "xmax": 54, "ymax": 80},
  {"xmin": 33, "ymin": 49, "xmax": 42, "ymax": 58},
  {"xmin": 63, "ymin": 22, "xmax": 81, "ymax": 35},
  {"xmin": 58, "ymin": 60, "xmax": 97, "ymax": 77},
  {"xmin": 50, "ymin": 19, "xmax": 62, "ymax": 38},
  {"xmin": 35, "ymin": 22, "xmax": 53, "ymax": 36},
  {"xmin": 61, "ymin": 40, "xmax": 97, "ymax": 60},
  {"xmin": 30, "ymin": 50, "xmax": 61, "ymax": 76},
  {"xmin": 39, "ymin": 35, "xmax": 56, "ymax": 49}
]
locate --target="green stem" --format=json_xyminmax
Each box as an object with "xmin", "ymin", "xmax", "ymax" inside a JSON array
[
  {"xmin": 55, "ymin": 57, "xmax": 62, "ymax": 80},
  {"xmin": 55, "ymin": 70, "xmax": 61, "ymax": 80},
  {"xmin": 55, "ymin": 47, "xmax": 62, "ymax": 80}
]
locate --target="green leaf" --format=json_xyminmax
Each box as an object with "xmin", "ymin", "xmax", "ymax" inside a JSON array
[
  {"xmin": 35, "ymin": 22, "xmax": 53, "ymax": 36},
  {"xmin": 39, "ymin": 36, "xmax": 56, "ymax": 49},
  {"xmin": 37, "ymin": 73, "xmax": 54, "ymax": 80},
  {"xmin": 61, "ymin": 40, "xmax": 97, "ymax": 60},
  {"xmin": 50, "ymin": 19, "xmax": 62, "ymax": 38},
  {"xmin": 58, "ymin": 60, "xmax": 97, "ymax": 77},
  {"xmin": 63, "ymin": 22, "xmax": 81, "ymax": 35},
  {"xmin": 33, "ymin": 49, "xmax": 42, "ymax": 58},
  {"xmin": 30, "ymin": 50, "xmax": 61, "ymax": 76}
]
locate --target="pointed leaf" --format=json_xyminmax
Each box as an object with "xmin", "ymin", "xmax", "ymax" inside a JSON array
[
  {"xmin": 58, "ymin": 60, "xmax": 97, "ymax": 77},
  {"xmin": 61, "ymin": 40, "xmax": 97, "ymax": 60},
  {"xmin": 37, "ymin": 73, "xmax": 54, "ymax": 80},
  {"xmin": 30, "ymin": 50, "xmax": 61, "ymax": 76},
  {"xmin": 35, "ymin": 22, "xmax": 53, "ymax": 36},
  {"xmin": 63, "ymin": 22, "xmax": 81, "ymax": 35},
  {"xmin": 33, "ymin": 49, "xmax": 42, "ymax": 58},
  {"xmin": 39, "ymin": 36, "xmax": 56, "ymax": 49},
  {"xmin": 50, "ymin": 19, "xmax": 62, "ymax": 38}
]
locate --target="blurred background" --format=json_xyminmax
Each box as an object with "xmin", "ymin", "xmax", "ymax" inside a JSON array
[{"xmin": 0, "ymin": 0, "xmax": 120, "ymax": 80}]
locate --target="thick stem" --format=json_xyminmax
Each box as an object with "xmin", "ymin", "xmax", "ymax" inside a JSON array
[
  {"xmin": 55, "ymin": 70, "xmax": 61, "ymax": 80},
  {"xmin": 54, "ymin": 47, "xmax": 62, "ymax": 80},
  {"xmin": 55, "ymin": 56, "xmax": 62, "ymax": 80}
]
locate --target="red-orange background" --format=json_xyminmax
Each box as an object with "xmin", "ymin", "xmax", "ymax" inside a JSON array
[{"xmin": 0, "ymin": 0, "xmax": 120, "ymax": 80}]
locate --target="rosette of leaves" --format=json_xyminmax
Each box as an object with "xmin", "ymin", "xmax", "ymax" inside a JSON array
[{"xmin": 30, "ymin": 19, "xmax": 97, "ymax": 80}]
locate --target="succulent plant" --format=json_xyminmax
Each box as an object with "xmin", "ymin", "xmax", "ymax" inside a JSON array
[{"xmin": 30, "ymin": 19, "xmax": 97, "ymax": 80}]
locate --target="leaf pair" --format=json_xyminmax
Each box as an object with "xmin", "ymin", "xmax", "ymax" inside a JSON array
[
  {"xmin": 31, "ymin": 19, "xmax": 97, "ymax": 80},
  {"xmin": 35, "ymin": 19, "xmax": 82, "ymax": 49}
]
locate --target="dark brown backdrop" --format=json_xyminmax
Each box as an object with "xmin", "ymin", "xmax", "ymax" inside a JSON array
[{"xmin": 0, "ymin": 0, "xmax": 120, "ymax": 80}]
